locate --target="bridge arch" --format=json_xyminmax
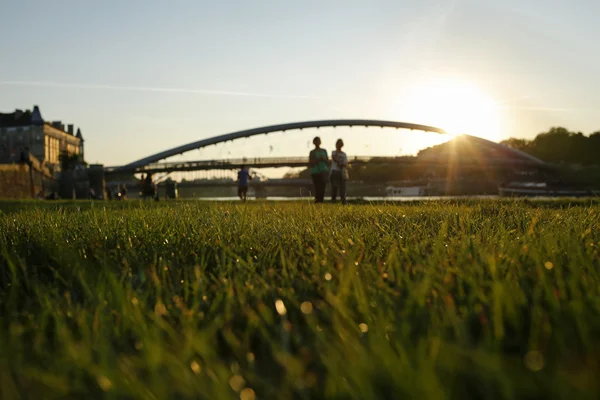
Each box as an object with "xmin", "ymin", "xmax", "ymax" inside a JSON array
[{"xmin": 117, "ymin": 119, "xmax": 545, "ymax": 172}]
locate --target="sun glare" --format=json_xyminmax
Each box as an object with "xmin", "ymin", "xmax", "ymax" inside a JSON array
[{"xmin": 392, "ymin": 78, "xmax": 503, "ymax": 142}]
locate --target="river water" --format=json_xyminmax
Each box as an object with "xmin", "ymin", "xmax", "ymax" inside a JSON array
[{"xmin": 196, "ymin": 195, "xmax": 502, "ymax": 201}]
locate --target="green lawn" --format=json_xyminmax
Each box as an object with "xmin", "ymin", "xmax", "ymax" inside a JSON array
[{"xmin": 1, "ymin": 200, "xmax": 599, "ymax": 399}]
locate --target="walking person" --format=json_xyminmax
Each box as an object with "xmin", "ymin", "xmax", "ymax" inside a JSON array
[
  {"xmin": 308, "ymin": 136, "xmax": 329, "ymax": 203},
  {"xmin": 120, "ymin": 184, "xmax": 128, "ymax": 200},
  {"xmin": 330, "ymin": 139, "xmax": 348, "ymax": 204},
  {"xmin": 237, "ymin": 166, "xmax": 252, "ymax": 201}
]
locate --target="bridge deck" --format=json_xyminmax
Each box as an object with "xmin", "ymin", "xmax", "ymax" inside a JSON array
[
  {"xmin": 106, "ymin": 156, "xmax": 376, "ymax": 173},
  {"xmin": 106, "ymin": 154, "xmax": 542, "ymax": 174}
]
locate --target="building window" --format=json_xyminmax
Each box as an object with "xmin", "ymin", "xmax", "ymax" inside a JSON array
[{"xmin": 45, "ymin": 136, "xmax": 61, "ymax": 164}]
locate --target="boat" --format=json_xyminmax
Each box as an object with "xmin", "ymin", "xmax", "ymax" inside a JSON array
[
  {"xmin": 385, "ymin": 185, "xmax": 426, "ymax": 197},
  {"xmin": 498, "ymin": 181, "xmax": 599, "ymax": 197}
]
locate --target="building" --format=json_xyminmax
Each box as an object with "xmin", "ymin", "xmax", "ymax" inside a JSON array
[{"xmin": 0, "ymin": 105, "xmax": 84, "ymax": 167}]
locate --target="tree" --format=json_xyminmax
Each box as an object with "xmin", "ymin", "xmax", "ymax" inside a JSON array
[
  {"xmin": 500, "ymin": 138, "xmax": 531, "ymax": 153},
  {"xmin": 502, "ymin": 127, "xmax": 600, "ymax": 166},
  {"xmin": 59, "ymin": 151, "xmax": 85, "ymax": 171}
]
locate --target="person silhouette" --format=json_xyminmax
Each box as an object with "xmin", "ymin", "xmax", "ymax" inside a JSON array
[
  {"xmin": 330, "ymin": 139, "xmax": 348, "ymax": 204},
  {"xmin": 237, "ymin": 166, "xmax": 252, "ymax": 201},
  {"xmin": 308, "ymin": 137, "xmax": 329, "ymax": 203}
]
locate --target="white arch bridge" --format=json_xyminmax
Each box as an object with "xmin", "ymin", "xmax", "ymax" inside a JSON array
[{"xmin": 106, "ymin": 119, "xmax": 546, "ymax": 175}]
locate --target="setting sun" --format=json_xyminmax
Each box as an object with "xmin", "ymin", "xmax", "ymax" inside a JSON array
[{"xmin": 391, "ymin": 78, "xmax": 503, "ymax": 142}]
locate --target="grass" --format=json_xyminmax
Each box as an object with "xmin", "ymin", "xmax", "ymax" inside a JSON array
[{"xmin": 1, "ymin": 200, "xmax": 599, "ymax": 399}]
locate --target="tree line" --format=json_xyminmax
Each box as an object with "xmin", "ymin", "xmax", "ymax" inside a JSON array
[
  {"xmin": 501, "ymin": 127, "xmax": 600, "ymax": 166},
  {"xmin": 286, "ymin": 126, "xmax": 600, "ymax": 185}
]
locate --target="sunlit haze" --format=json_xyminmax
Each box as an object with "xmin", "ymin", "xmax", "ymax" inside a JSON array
[{"xmin": 2, "ymin": 0, "xmax": 600, "ymax": 172}]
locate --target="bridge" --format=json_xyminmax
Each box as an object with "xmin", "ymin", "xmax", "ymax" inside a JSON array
[
  {"xmin": 176, "ymin": 178, "xmax": 313, "ymax": 188},
  {"xmin": 106, "ymin": 119, "xmax": 547, "ymax": 177},
  {"xmin": 105, "ymin": 156, "xmax": 372, "ymax": 174},
  {"xmin": 106, "ymin": 154, "xmax": 544, "ymax": 175}
]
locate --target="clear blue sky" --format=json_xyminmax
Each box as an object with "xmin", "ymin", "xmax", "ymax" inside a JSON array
[{"xmin": 1, "ymin": 0, "xmax": 599, "ymax": 167}]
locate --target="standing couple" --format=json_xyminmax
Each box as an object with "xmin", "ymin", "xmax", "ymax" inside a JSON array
[{"xmin": 309, "ymin": 136, "xmax": 348, "ymax": 204}]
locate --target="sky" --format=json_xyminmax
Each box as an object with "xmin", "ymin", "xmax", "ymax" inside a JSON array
[{"xmin": 2, "ymin": 0, "xmax": 600, "ymax": 170}]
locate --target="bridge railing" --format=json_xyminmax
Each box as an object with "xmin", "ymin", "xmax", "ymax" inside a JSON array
[
  {"xmin": 105, "ymin": 154, "xmax": 545, "ymax": 175},
  {"xmin": 105, "ymin": 156, "xmax": 377, "ymax": 174}
]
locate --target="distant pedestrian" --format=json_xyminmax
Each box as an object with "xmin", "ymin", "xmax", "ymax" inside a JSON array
[
  {"xmin": 331, "ymin": 139, "xmax": 348, "ymax": 204},
  {"xmin": 309, "ymin": 136, "xmax": 329, "ymax": 203},
  {"xmin": 120, "ymin": 184, "xmax": 128, "ymax": 200},
  {"xmin": 142, "ymin": 173, "xmax": 156, "ymax": 199},
  {"xmin": 237, "ymin": 166, "xmax": 252, "ymax": 201}
]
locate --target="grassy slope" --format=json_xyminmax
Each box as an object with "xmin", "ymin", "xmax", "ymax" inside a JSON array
[{"xmin": 1, "ymin": 201, "xmax": 599, "ymax": 399}]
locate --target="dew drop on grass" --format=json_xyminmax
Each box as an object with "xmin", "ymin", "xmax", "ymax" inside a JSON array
[
  {"xmin": 229, "ymin": 375, "xmax": 245, "ymax": 392},
  {"xmin": 240, "ymin": 388, "xmax": 256, "ymax": 400},
  {"xmin": 275, "ymin": 299, "xmax": 287, "ymax": 316},
  {"xmin": 524, "ymin": 351, "xmax": 544, "ymax": 371},
  {"xmin": 300, "ymin": 302, "xmax": 313, "ymax": 314},
  {"xmin": 97, "ymin": 375, "xmax": 113, "ymax": 391},
  {"xmin": 154, "ymin": 302, "xmax": 167, "ymax": 316},
  {"xmin": 231, "ymin": 361, "xmax": 240, "ymax": 373},
  {"xmin": 190, "ymin": 361, "xmax": 201, "ymax": 374}
]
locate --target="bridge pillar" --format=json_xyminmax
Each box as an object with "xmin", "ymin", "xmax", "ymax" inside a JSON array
[{"xmin": 166, "ymin": 181, "xmax": 178, "ymax": 199}]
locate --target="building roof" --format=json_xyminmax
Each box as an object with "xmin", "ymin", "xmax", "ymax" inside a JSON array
[
  {"xmin": 0, "ymin": 105, "xmax": 44, "ymax": 127},
  {"xmin": 0, "ymin": 109, "xmax": 33, "ymax": 127},
  {"xmin": 1, "ymin": 106, "xmax": 85, "ymax": 141}
]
